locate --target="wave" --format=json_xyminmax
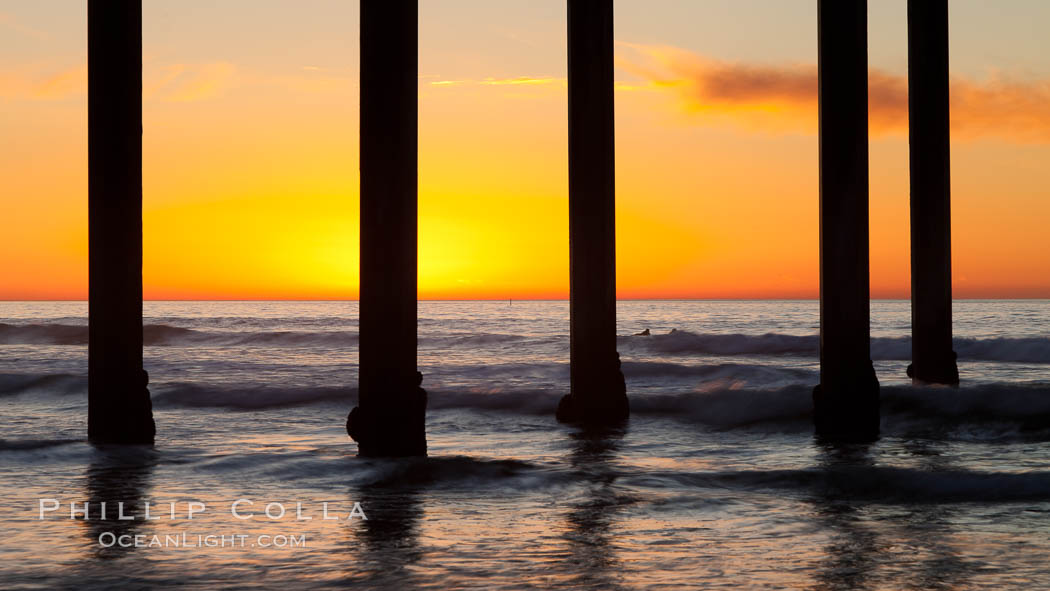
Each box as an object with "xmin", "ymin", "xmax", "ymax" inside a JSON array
[
  {"xmin": 187, "ymin": 446, "xmax": 1050, "ymax": 501},
  {"xmin": 4, "ymin": 321, "xmax": 1049, "ymax": 363},
  {"xmin": 432, "ymin": 360, "xmax": 811, "ymax": 386},
  {"xmin": 140, "ymin": 325, "xmax": 361, "ymax": 348},
  {"xmin": 151, "ymin": 383, "xmax": 356, "ymax": 410},
  {"xmin": 145, "ymin": 379, "xmax": 1050, "ymax": 437},
  {"xmin": 192, "ymin": 451, "xmax": 560, "ymax": 492},
  {"xmin": 953, "ymin": 337, "xmax": 1050, "ymax": 363},
  {"xmin": 881, "ymin": 383, "xmax": 1050, "ymax": 430},
  {"xmin": 156, "ymin": 384, "xmax": 558, "ymax": 414},
  {"xmin": 628, "ymin": 385, "xmax": 814, "ymax": 427},
  {"xmin": 0, "ymin": 323, "xmax": 88, "ymax": 345},
  {"xmin": 872, "ymin": 335, "xmax": 1050, "ymax": 364},
  {"xmin": 623, "ymin": 361, "xmax": 813, "ymax": 386},
  {"xmin": 0, "ymin": 323, "xmax": 523, "ymax": 349},
  {"xmin": 645, "ymin": 466, "xmax": 1050, "ymax": 503},
  {"xmin": 0, "ymin": 323, "xmax": 360, "ymax": 348},
  {"xmin": 0, "ymin": 360, "xmax": 804, "ymax": 402},
  {"xmin": 8, "ymin": 365, "xmax": 1050, "ymax": 434},
  {"xmin": 621, "ymin": 331, "xmax": 817, "ymax": 356},
  {"xmin": 629, "ymin": 383, "xmax": 1050, "ymax": 435},
  {"xmin": 621, "ymin": 330, "xmax": 1050, "ymax": 363},
  {"xmin": 0, "ymin": 438, "xmax": 82, "ymax": 452},
  {"xmin": 0, "ymin": 373, "xmax": 85, "ymax": 397},
  {"xmin": 424, "ymin": 333, "xmax": 530, "ymax": 347},
  {"xmin": 343, "ymin": 456, "xmax": 545, "ymax": 489},
  {"xmin": 148, "ymin": 316, "xmax": 359, "ymax": 328}
]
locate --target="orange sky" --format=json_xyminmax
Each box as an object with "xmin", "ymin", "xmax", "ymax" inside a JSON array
[{"xmin": 2, "ymin": 1, "xmax": 1049, "ymax": 300}]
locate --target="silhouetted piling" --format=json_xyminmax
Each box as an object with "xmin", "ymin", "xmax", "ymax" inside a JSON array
[
  {"xmin": 347, "ymin": 0, "xmax": 426, "ymax": 456},
  {"xmin": 908, "ymin": 0, "xmax": 959, "ymax": 386},
  {"xmin": 87, "ymin": 0, "xmax": 155, "ymax": 445},
  {"xmin": 813, "ymin": 0, "xmax": 880, "ymax": 441},
  {"xmin": 557, "ymin": 0, "xmax": 629, "ymax": 425}
]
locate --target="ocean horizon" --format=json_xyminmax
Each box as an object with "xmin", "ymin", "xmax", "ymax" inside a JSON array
[{"xmin": 7, "ymin": 298, "xmax": 1050, "ymax": 301}]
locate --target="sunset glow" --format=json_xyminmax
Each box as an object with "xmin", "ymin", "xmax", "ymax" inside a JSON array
[{"xmin": 3, "ymin": 0, "xmax": 1050, "ymax": 299}]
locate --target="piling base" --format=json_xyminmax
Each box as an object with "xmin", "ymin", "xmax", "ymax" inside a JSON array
[
  {"xmin": 813, "ymin": 361, "xmax": 880, "ymax": 442},
  {"xmin": 556, "ymin": 392, "xmax": 629, "ymax": 425},
  {"xmin": 348, "ymin": 372, "xmax": 427, "ymax": 457},
  {"xmin": 907, "ymin": 351, "xmax": 959, "ymax": 386},
  {"xmin": 88, "ymin": 369, "xmax": 156, "ymax": 445},
  {"xmin": 556, "ymin": 353, "xmax": 629, "ymax": 425}
]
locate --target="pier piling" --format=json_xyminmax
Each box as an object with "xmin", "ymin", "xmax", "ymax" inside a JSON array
[
  {"xmin": 908, "ymin": 0, "xmax": 959, "ymax": 386},
  {"xmin": 813, "ymin": 0, "xmax": 880, "ymax": 441},
  {"xmin": 557, "ymin": 0, "xmax": 629, "ymax": 425},
  {"xmin": 87, "ymin": 0, "xmax": 155, "ymax": 445},
  {"xmin": 347, "ymin": 0, "xmax": 427, "ymax": 456}
]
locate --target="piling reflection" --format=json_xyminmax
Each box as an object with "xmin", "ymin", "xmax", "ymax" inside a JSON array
[
  {"xmin": 562, "ymin": 426, "xmax": 629, "ymax": 589},
  {"xmin": 81, "ymin": 445, "xmax": 156, "ymax": 560},
  {"xmin": 808, "ymin": 440, "xmax": 976, "ymax": 590},
  {"xmin": 897, "ymin": 439, "xmax": 975, "ymax": 590},
  {"xmin": 346, "ymin": 464, "xmax": 425, "ymax": 589},
  {"xmin": 809, "ymin": 442, "xmax": 879, "ymax": 591}
]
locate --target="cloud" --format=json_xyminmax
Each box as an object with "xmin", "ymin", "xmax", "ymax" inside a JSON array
[
  {"xmin": 145, "ymin": 62, "xmax": 237, "ymax": 102},
  {"xmin": 0, "ymin": 61, "xmax": 238, "ymax": 103},
  {"xmin": 0, "ymin": 64, "xmax": 85, "ymax": 100},
  {"xmin": 618, "ymin": 43, "xmax": 1050, "ymax": 142},
  {"xmin": 34, "ymin": 65, "xmax": 87, "ymax": 99},
  {"xmin": 480, "ymin": 76, "xmax": 564, "ymax": 86},
  {"xmin": 429, "ymin": 76, "xmax": 565, "ymax": 88}
]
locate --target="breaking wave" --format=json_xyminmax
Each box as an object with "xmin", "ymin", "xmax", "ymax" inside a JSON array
[
  {"xmin": 0, "ymin": 438, "xmax": 82, "ymax": 452},
  {"xmin": 621, "ymin": 331, "xmax": 817, "ymax": 356},
  {"xmin": 143, "ymin": 379, "xmax": 1050, "ymax": 439},
  {"xmin": 621, "ymin": 330, "xmax": 1050, "ymax": 363},
  {"xmin": 0, "ymin": 323, "xmax": 360, "ymax": 348},
  {"xmin": 3, "ymin": 322, "xmax": 1048, "ymax": 363},
  {"xmin": 7, "ymin": 363, "xmax": 1050, "ymax": 437},
  {"xmin": 340, "ymin": 456, "xmax": 545, "ymax": 489},
  {"xmin": 0, "ymin": 323, "xmax": 89, "ymax": 345},
  {"xmin": 0, "ymin": 323, "xmax": 524, "ymax": 349},
  {"xmin": 0, "ymin": 373, "xmax": 85, "ymax": 397},
  {"xmin": 151, "ymin": 383, "xmax": 356, "ymax": 410},
  {"xmin": 643, "ymin": 466, "xmax": 1050, "ymax": 503}
]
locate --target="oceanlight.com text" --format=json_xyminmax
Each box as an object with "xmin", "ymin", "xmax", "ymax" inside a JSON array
[{"xmin": 97, "ymin": 532, "xmax": 307, "ymax": 549}]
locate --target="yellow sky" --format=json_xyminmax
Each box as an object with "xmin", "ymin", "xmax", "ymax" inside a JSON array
[{"xmin": 2, "ymin": 1, "xmax": 1049, "ymax": 300}]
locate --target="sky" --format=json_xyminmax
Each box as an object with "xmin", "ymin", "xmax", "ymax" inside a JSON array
[{"xmin": 2, "ymin": 0, "xmax": 1049, "ymax": 300}]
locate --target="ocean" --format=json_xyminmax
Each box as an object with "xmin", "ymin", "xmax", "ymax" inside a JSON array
[{"xmin": 2, "ymin": 299, "xmax": 1049, "ymax": 589}]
